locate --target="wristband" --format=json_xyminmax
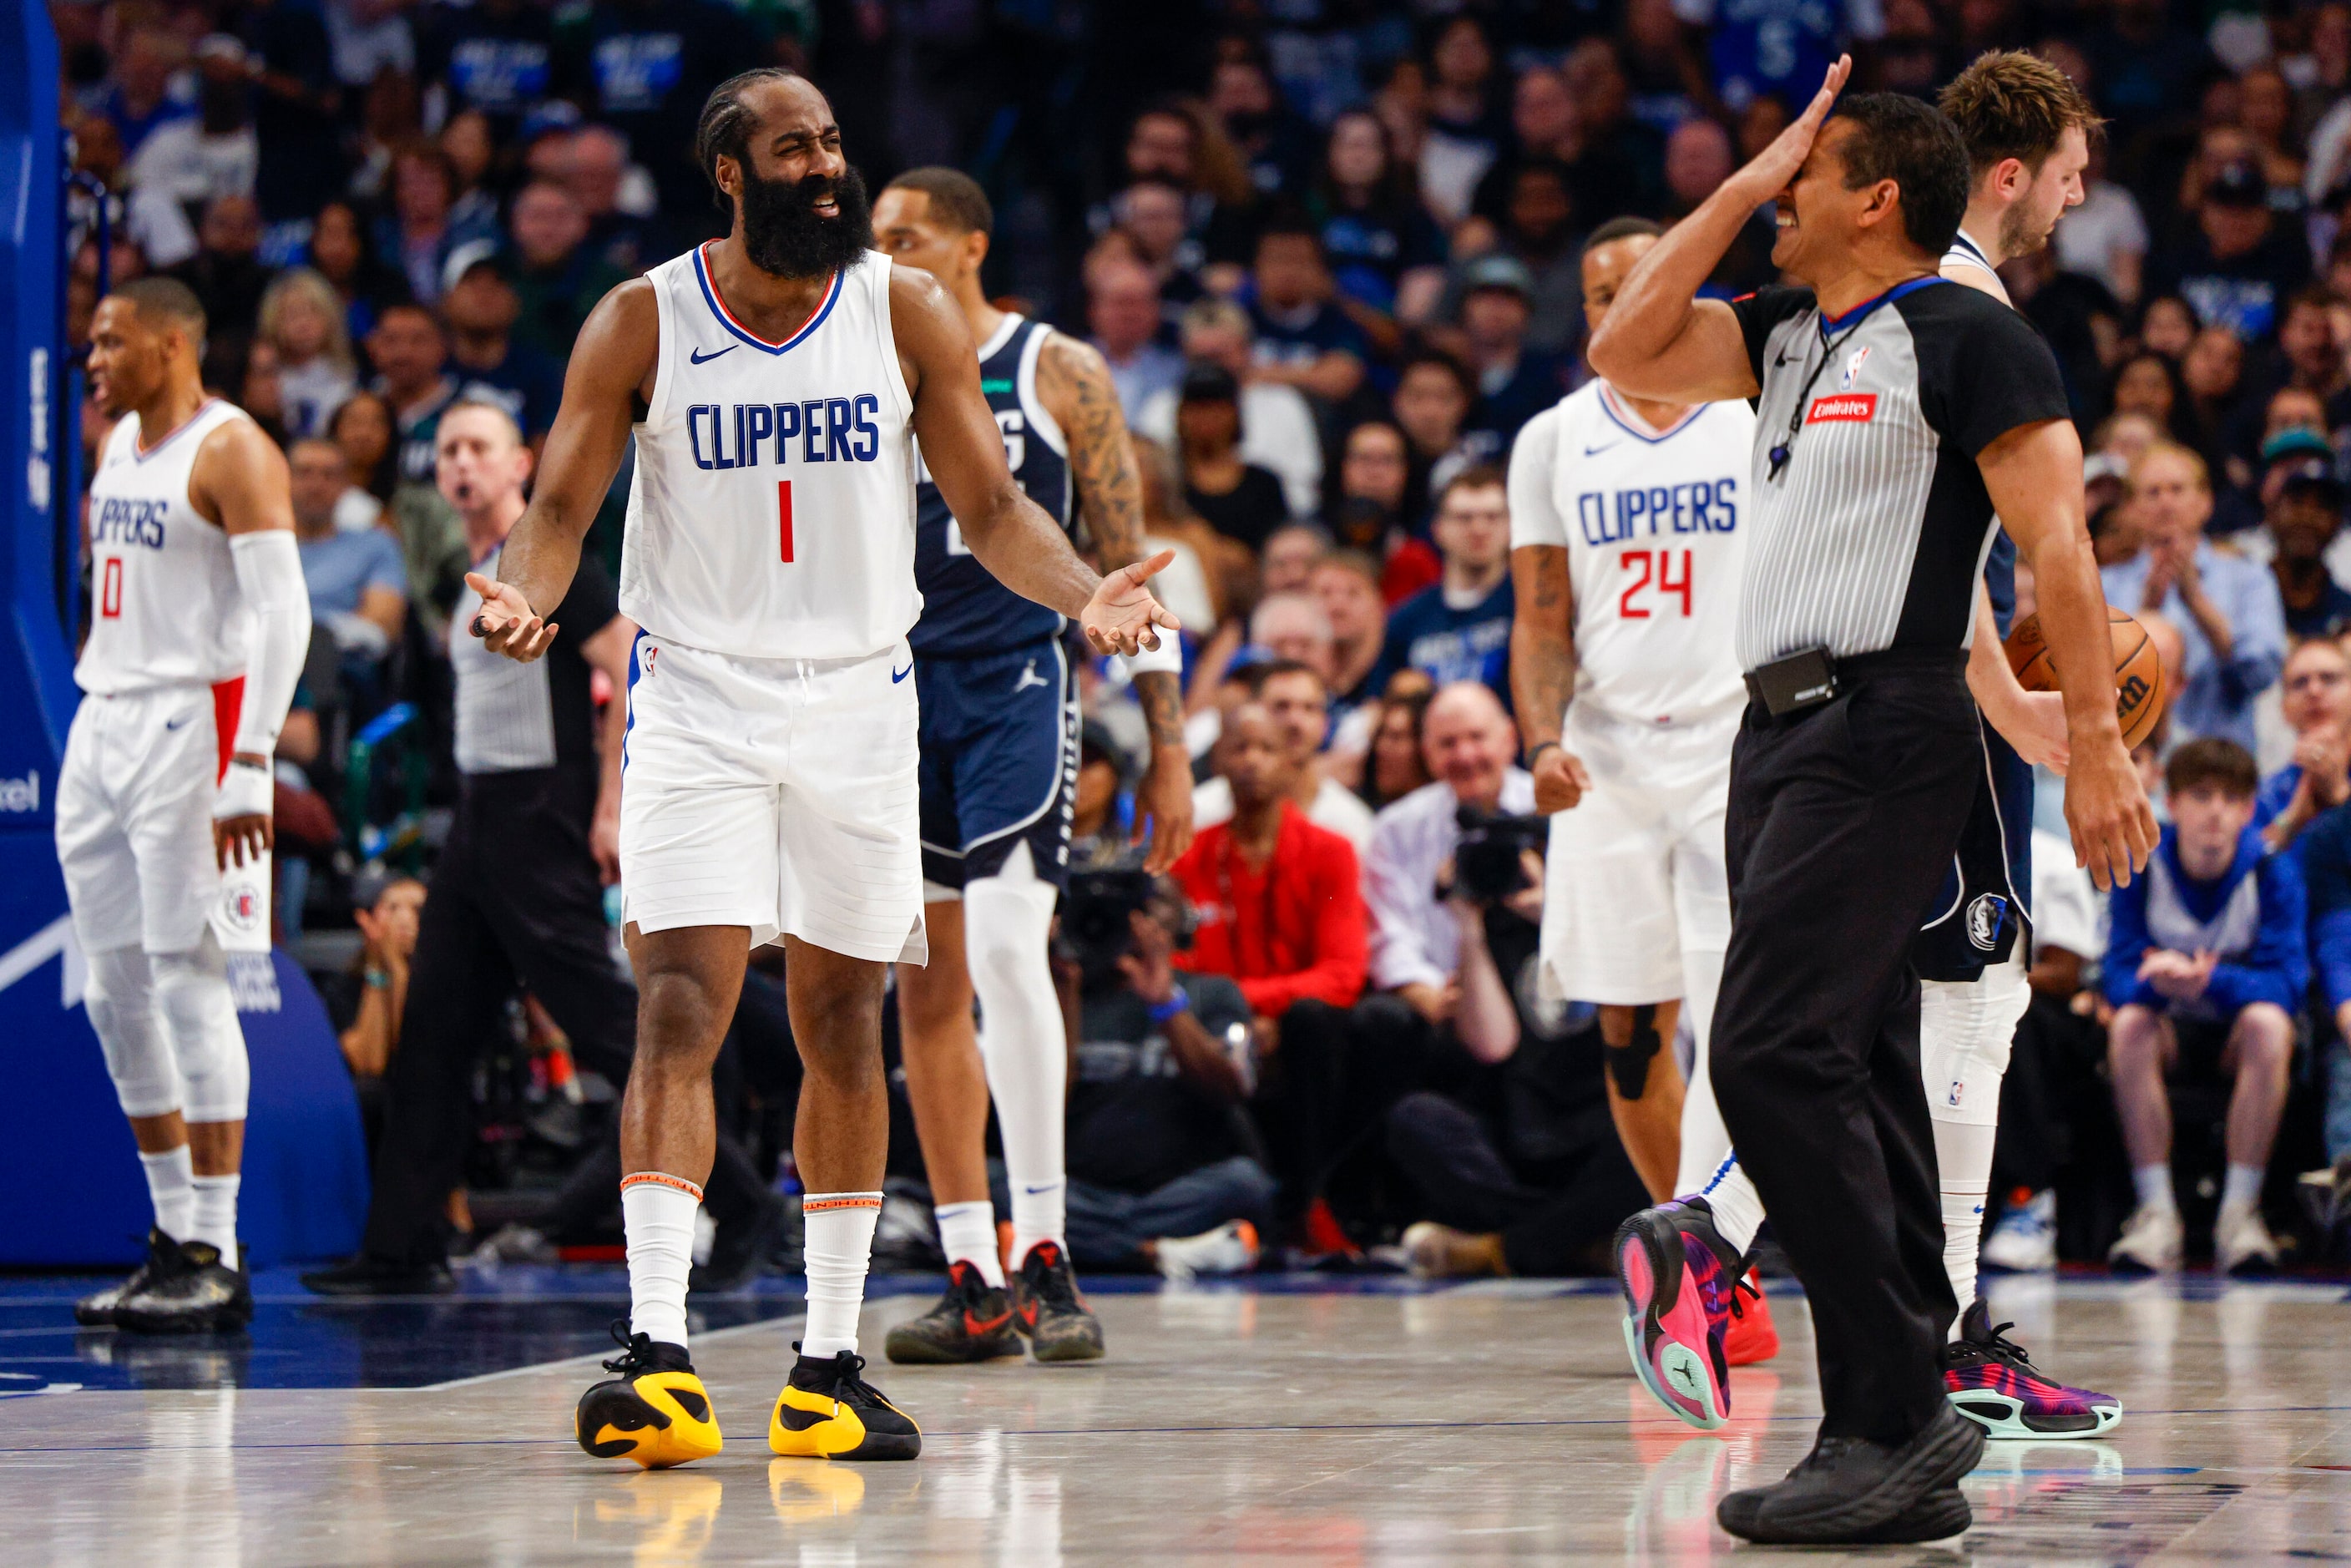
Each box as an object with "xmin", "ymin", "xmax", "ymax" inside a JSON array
[
  {"xmin": 364, "ymin": 968, "xmax": 390, "ymax": 990},
  {"xmin": 1146, "ymin": 984, "xmax": 1190, "ymax": 1024},
  {"xmin": 214, "ymin": 758, "xmax": 273, "ymax": 820},
  {"xmin": 1525, "ymin": 741, "xmax": 1561, "ymax": 768}
]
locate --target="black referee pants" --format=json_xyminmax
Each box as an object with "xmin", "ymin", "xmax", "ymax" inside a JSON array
[{"xmin": 1711, "ymin": 658, "xmax": 1980, "ymax": 1447}]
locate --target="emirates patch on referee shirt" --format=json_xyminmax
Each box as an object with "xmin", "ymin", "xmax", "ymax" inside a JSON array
[{"xmin": 1807, "ymin": 393, "xmax": 1878, "ymax": 423}]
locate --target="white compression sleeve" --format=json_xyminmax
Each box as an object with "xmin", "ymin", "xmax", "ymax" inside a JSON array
[
  {"xmin": 963, "ymin": 843, "xmax": 1069, "ymax": 1263},
  {"xmin": 227, "ymin": 529, "xmax": 311, "ymax": 758}
]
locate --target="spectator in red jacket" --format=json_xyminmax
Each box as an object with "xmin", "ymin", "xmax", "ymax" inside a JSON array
[{"xmin": 1172, "ymin": 702, "xmax": 1368, "ymax": 1019}]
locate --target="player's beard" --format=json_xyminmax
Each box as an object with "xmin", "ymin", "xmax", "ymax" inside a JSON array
[
  {"xmin": 739, "ymin": 164, "xmax": 874, "ymax": 280},
  {"xmin": 1998, "ymin": 196, "xmax": 2054, "ymax": 261}
]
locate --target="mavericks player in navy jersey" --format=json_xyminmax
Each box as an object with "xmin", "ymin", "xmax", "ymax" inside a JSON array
[{"xmin": 870, "ymin": 169, "xmax": 1195, "ymax": 1364}]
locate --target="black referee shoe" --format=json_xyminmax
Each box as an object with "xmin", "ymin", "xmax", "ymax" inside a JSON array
[{"xmin": 1716, "ymin": 1404, "xmax": 1984, "ymax": 1544}]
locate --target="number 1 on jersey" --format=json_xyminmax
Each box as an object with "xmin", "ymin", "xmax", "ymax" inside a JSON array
[
  {"xmin": 778, "ymin": 479, "xmax": 794, "ymax": 563},
  {"xmin": 1619, "ymin": 549, "xmax": 1694, "ymax": 619}
]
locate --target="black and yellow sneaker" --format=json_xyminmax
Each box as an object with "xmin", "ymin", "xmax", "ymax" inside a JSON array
[
  {"xmin": 769, "ymin": 1348, "xmax": 922, "ymax": 1460},
  {"xmin": 884, "ymin": 1261, "xmax": 1024, "ymax": 1365},
  {"xmin": 575, "ymin": 1320, "xmax": 725, "ymax": 1469},
  {"xmin": 75, "ymin": 1228, "xmax": 184, "ymax": 1327},
  {"xmin": 114, "ymin": 1240, "xmax": 252, "ymax": 1334},
  {"xmin": 1010, "ymin": 1241, "xmax": 1105, "ymax": 1363}
]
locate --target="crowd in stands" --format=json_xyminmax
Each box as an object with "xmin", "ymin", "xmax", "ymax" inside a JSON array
[{"xmin": 58, "ymin": 0, "xmax": 2351, "ymax": 1274}]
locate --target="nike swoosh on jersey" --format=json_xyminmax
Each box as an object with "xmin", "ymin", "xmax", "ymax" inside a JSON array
[
  {"xmin": 164, "ymin": 714, "xmax": 194, "ymax": 731},
  {"xmin": 1585, "ymin": 443, "xmax": 1620, "ymax": 456},
  {"xmin": 688, "ymin": 345, "xmax": 738, "ymax": 364},
  {"xmin": 892, "ymin": 661, "xmax": 913, "ymax": 682}
]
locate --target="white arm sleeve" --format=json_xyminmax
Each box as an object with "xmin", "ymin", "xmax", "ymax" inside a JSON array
[
  {"xmin": 1506, "ymin": 407, "xmax": 1568, "ymax": 549},
  {"xmin": 1121, "ymin": 639, "xmax": 1184, "ymax": 677},
  {"xmin": 228, "ymin": 529, "xmax": 311, "ymax": 758}
]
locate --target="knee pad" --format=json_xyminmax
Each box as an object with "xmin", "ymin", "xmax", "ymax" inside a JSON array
[
  {"xmin": 85, "ymin": 945, "xmax": 180, "ymax": 1119},
  {"xmin": 1604, "ymin": 1004, "xmax": 1667, "ymax": 1100},
  {"xmin": 151, "ymin": 942, "xmax": 250, "ymax": 1124},
  {"xmin": 1919, "ymin": 960, "xmax": 2027, "ymax": 1128},
  {"xmin": 962, "ymin": 845, "xmax": 1062, "ymax": 1025}
]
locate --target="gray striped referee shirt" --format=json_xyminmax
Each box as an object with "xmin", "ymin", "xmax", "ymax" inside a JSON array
[{"xmin": 1729, "ymin": 277, "xmax": 2071, "ymax": 673}]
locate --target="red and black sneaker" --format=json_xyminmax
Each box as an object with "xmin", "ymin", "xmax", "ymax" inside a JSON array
[
  {"xmin": 1010, "ymin": 1242, "xmax": 1105, "ymax": 1363},
  {"xmin": 1943, "ymin": 1300, "xmax": 2121, "ymax": 1439},
  {"xmin": 883, "ymin": 1260, "xmax": 1024, "ymax": 1365}
]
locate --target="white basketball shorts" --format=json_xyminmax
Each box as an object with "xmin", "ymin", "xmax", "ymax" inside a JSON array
[
  {"xmin": 57, "ymin": 684, "xmax": 241, "ymax": 954},
  {"xmin": 1540, "ymin": 707, "xmax": 1736, "ymax": 1004},
  {"xmin": 619, "ymin": 631, "xmax": 927, "ymax": 965}
]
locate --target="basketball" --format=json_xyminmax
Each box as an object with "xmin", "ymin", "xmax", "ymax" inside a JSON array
[{"xmin": 2003, "ymin": 606, "xmax": 2166, "ymax": 748}]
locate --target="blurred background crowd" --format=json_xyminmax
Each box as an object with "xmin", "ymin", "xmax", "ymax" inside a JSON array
[{"xmin": 53, "ymin": 0, "xmax": 2351, "ymax": 1284}]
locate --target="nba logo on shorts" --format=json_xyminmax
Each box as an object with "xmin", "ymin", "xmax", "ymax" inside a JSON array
[
  {"xmin": 1966, "ymin": 893, "xmax": 2007, "ymax": 952},
  {"xmin": 220, "ymin": 885, "xmax": 263, "ymax": 933}
]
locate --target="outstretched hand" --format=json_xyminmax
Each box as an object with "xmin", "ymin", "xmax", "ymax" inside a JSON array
[
  {"xmin": 1081, "ymin": 549, "xmax": 1183, "ymax": 657},
  {"xmin": 1732, "ymin": 55, "xmax": 1852, "ymax": 203},
  {"xmin": 466, "ymin": 572, "xmax": 559, "ymax": 663}
]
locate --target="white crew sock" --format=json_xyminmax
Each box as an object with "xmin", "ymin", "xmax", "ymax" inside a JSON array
[
  {"xmin": 965, "ymin": 851, "xmax": 1071, "ymax": 1266},
  {"xmin": 2220, "ymin": 1162, "xmax": 2265, "ymax": 1214},
  {"xmin": 2133, "ymin": 1162, "xmax": 2177, "ymax": 1215},
  {"xmin": 1932, "ymin": 1119, "xmax": 1998, "ymax": 1338},
  {"xmin": 1697, "ymin": 1156, "xmax": 1766, "ymax": 1257},
  {"xmin": 622, "ymin": 1173, "xmax": 702, "ymax": 1349},
  {"xmin": 188, "ymin": 1173, "xmax": 240, "ymax": 1270},
  {"xmin": 935, "ymin": 1200, "xmax": 1005, "ymax": 1288},
  {"xmin": 801, "ymin": 1193, "xmax": 884, "ymax": 1360},
  {"xmin": 140, "ymin": 1146, "xmax": 195, "ymax": 1242}
]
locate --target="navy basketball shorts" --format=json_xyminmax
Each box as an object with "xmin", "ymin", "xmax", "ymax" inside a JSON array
[
  {"xmin": 916, "ymin": 637, "xmax": 1079, "ymax": 897},
  {"xmin": 1914, "ymin": 716, "xmax": 2035, "ymax": 983}
]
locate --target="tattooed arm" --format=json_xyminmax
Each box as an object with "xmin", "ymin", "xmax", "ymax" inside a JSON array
[
  {"xmin": 1505, "ymin": 411, "xmax": 1592, "ymax": 814},
  {"xmin": 1037, "ymin": 329, "xmax": 1196, "ymax": 871}
]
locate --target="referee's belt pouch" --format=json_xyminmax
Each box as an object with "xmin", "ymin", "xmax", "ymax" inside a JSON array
[{"xmin": 1744, "ymin": 647, "xmax": 1838, "ymax": 716}]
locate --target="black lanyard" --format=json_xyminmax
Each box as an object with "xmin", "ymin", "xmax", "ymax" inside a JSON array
[{"xmin": 1766, "ymin": 276, "xmax": 1947, "ymax": 482}]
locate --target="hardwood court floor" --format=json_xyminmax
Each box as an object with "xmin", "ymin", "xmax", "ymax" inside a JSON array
[{"xmin": 0, "ymin": 1269, "xmax": 2346, "ymax": 1564}]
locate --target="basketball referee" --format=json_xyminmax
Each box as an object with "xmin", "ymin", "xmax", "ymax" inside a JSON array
[{"xmin": 1589, "ymin": 60, "xmax": 2156, "ymax": 1544}]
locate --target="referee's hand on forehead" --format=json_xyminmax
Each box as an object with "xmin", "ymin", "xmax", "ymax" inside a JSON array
[{"xmin": 1741, "ymin": 55, "xmax": 1853, "ymax": 200}]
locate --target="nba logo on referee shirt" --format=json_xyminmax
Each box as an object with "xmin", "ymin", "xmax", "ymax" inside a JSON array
[{"xmin": 1839, "ymin": 345, "xmax": 1871, "ymax": 389}]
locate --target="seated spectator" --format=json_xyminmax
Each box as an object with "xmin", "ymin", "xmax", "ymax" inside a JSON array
[
  {"xmin": 1089, "ymin": 260, "xmax": 1184, "ymax": 421},
  {"xmin": 1260, "ymin": 523, "xmax": 1329, "ymax": 598},
  {"xmin": 2106, "ymin": 740, "xmax": 2305, "ymax": 1276},
  {"xmin": 377, "ymin": 139, "xmax": 496, "ymax": 306},
  {"xmin": 1248, "ymin": 591, "xmax": 1338, "ymax": 685},
  {"xmin": 125, "ymin": 35, "xmax": 258, "ymax": 213},
  {"xmin": 166, "ymin": 192, "xmax": 275, "ymax": 387},
  {"xmin": 1392, "ymin": 352, "xmax": 1501, "ymax": 529},
  {"xmin": 1194, "ymin": 659, "xmax": 1377, "ymax": 850},
  {"xmin": 240, "ymin": 340, "xmax": 289, "ymax": 448},
  {"xmin": 1368, "ymin": 468, "xmax": 1515, "ymax": 706},
  {"xmin": 1132, "ymin": 432, "xmax": 1246, "ymax": 631},
  {"xmin": 1245, "ymin": 219, "xmax": 1368, "ymax": 407},
  {"xmin": 549, "ymin": 124, "xmax": 660, "ymax": 277},
  {"xmin": 331, "ymin": 389, "xmax": 399, "ymax": 511},
  {"xmin": 331, "ymin": 873, "xmax": 427, "ymax": 1084},
  {"xmin": 2293, "ymin": 795, "xmax": 2351, "ymax": 1237},
  {"xmin": 1064, "ymin": 878, "xmax": 1275, "ymax": 1279},
  {"xmin": 1364, "ymin": 681, "xmax": 1534, "ymax": 1028},
  {"xmin": 291, "ymin": 437, "xmax": 407, "ymax": 680},
  {"xmin": 1308, "ymin": 108, "xmax": 1449, "ymax": 324},
  {"xmin": 1453, "ymin": 255, "xmax": 1568, "ymax": 446},
  {"xmin": 2258, "ymin": 638, "xmax": 2351, "ymax": 848},
  {"xmin": 441, "ymin": 246, "xmax": 564, "ymax": 441},
  {"xmin": 1313, "ymin": 550, "xmax": 1388, "ymax": 714},
  {"xmin": 1173, "ymin": 701, "xmax": 1370, "ymax": 1021},
  {"xmin": 1322, "ymin": 420, "xmax": 1440, "ymax": 603},
  {"xmin": 507, "ymin": 179, "xmax": 630, "ymax": 362},
  {"xmin": 1359, "ymin": 680, "xmax": 1435, "ymax": 811},
  {"xmin": 1136, "ymin": 297, "xmax": 1322, "ymax": 518},
  {"xmin": 336, "ymin": 385, "xmax": 468, "ymax": 633},
  {"xmin": 2101, "ymin": 443, "xmax": 2286, "ymax": 751},
  {"xmin": 368, "ymin": 301, "xmax": 463, "ymax": 486},
  {"xmin": 306, "ymin": 199, "xmax": 412, "ymax": 345},
  {"xmin": 259, "ymin": 269, "xmax": 358, "ymax": 443},
  {"xmin": 2266, "ymin": 461, "xmax": 2351, "ymax": 640},
  {"xmin": 1386, "ymin": 865, "xmax": 1649, "ymax": 1279},
  {"xmin": 1174, "ymin": 364, "xmax": 1292, "ymax": 553},
  {"xmin": 2148, "ymin": 160, "xmax": 2309, "ymax": 342}
]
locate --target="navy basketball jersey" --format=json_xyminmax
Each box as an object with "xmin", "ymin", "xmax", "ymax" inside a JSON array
[{"xmin": 912, "ymin": 315, "xmax": 1074, "ymax": 656}]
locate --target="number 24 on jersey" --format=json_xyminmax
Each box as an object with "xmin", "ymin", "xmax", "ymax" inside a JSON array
[{"xmin": 1618, "ymin": 549, "xmax": 1694, "ymax": 618}]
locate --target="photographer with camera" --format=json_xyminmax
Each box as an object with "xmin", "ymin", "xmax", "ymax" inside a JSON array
[{"xmin": 1058, "ymin": 868, "xmax": 1277, "ymax": 1280}]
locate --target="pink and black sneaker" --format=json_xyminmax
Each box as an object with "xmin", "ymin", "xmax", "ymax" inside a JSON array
[
  {"xmin": 1943, "ymin": 1300, "xmax": 2121, "ymax": 1439},
  {"xmin": 1613, "ymin": 1196, "xmax": 1754, "ymax": 1429}
]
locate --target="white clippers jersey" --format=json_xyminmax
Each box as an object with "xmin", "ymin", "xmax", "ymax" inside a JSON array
[
  {"xmin": 622, "ymin": 245, "xmax": 920, "ymax": 660},
  {"xmin": 77, "ymin": 399, "xmax": 255, "ymax": 696},
  {"xmin": 1944, "ymin": 229, "xmax": 2012, "ymax": 305},
  {"xmin": 1507, "ymin": 381, "xmax": 1753, "ymax": 728}
]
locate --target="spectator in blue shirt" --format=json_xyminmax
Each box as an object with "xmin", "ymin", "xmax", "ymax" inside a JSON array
[
  {"xmin": 291, "ymin": 437, "xmax": 408, "ymax": 702},
  {"xmin": 1245, "ymin": 219, "xmax": 1368, "ymax": 407},
  {"xmin": 1368, "ymin": 467, "xmax": 1514, "ymax": 707},
  {"xmin": 440, "ymin": 246, "xmax": 564, "ymax": 443},
  {"xmin": 2101, "ymin": 442, "xmax": 2287, "ymax": 752},
  {"xmin": 2105, "ymin": 740, "xmax": 2303, "ymax": 1276},
  {"xmin": 2256, "ymin": 637, "xmax": 2351, "ymax": 850},
  {"xmin": 1454, "ymin": 255, "xmax": 1568, "ymax": 447}
]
